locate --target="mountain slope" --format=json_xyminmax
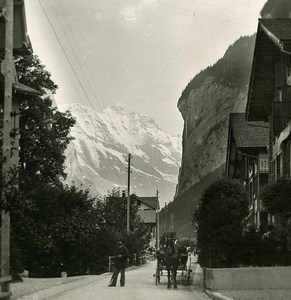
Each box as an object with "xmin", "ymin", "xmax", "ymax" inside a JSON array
[{"xmin": 60, "ymin": 104, "xmax": 181, "ymax": 206}]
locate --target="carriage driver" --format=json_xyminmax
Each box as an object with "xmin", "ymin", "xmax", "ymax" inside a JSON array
[{"xmin": 174, "ymin": 238, "xmax": 181, "ymax": 254}]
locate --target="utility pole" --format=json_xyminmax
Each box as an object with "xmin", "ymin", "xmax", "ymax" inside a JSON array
[
  {"xmin": 156, "ymin": 190, "xmax": 160, "ymax": 249},
  {"xmin": 164, "ymin": 202, "xmax": 168, "ymax": 233},
  {"xmin": 1, "ymin": 0, "xmax": 14, "ymax": 299},
  {"xmin": 126, "ymin": 153, "xmax": 131, "ymax": 234},
  {"xmin": 170, "ymin": 213, "xmax": 174, "ymax": 233}
]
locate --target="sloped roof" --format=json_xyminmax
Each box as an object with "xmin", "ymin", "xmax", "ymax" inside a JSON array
[
  {"xmin": 129, "ymin": 194, "xmax": 159, "ymax": 210},
  {"xmin": 13, "ymin": 82, "xmax": 42, "ymax": 96},
  {"xmin": 231, "ymin": 113, "xmax": 269, "ymax": 149},
  {"xmin": 246, "ymin": 19, "xmax": 291, "ymax": 121},
  {"xmin": 139, "ymin": 197, "xmax": 159, "ymax": 210}
]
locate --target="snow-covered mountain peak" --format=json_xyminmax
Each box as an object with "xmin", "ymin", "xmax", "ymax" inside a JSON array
[{"xmin": 62, "ymin": 103, "xmax": 182, "ymax": 206}]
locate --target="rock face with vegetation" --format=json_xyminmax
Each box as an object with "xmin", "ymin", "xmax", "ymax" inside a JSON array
[{"xmin": 161, "ymin": 36, "xmax": 256, "ymax": 237}]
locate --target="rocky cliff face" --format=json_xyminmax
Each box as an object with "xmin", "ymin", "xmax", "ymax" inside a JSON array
[
  {"xmin": 59, "ymin": 104, "xmax": 182, "ymax": 207},
  {"xmin": 176, "ymin": 78, "xmax": 247, "ymax": 196},
  {"xmin": 174, "ymin": 36, "xmax": 256, "ymax": 200}
]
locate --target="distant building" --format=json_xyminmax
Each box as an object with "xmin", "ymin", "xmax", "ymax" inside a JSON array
[
  {"xmin": 225, "ymin": 113, "xmax": 269, "ymax": 229},
  {"xmin": 131, "ymin": 194, "xmax": 160, "ymax": 248}
]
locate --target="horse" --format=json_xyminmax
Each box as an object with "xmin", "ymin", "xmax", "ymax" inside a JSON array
[{"xmin": 163, "ymin": 238, "xmax": 180, "ymax": 288}]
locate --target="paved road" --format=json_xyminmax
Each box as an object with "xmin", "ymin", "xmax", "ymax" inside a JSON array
[{"xmin": 51, "ymin": 257, "xmax": 209, "ymax": 300}]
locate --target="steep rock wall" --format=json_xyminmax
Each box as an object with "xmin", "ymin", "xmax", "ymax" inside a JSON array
[{"xmin": 176, "ymin": 77, "xmax": 247, "ymax": 197}]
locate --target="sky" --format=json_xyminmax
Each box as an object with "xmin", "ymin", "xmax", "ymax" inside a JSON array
[{"xmin": 25, "ymin": 0, "xmax": 267, "ymax": 135}]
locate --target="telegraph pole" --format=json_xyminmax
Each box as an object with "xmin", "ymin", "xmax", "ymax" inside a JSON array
[
  {"xmin": 156, "ymin": 190, "xmax": 160, "ymax": 249},
  {"xmin": 164, "ymin": 202, "xmax": 168, "ymax": 232},
  {"xmin": 1, "ymin": 0, "xmax": 14, "ymax": 298},
  {"xmin": 170, "ymin": 213, "xmax": 175, "ymax": 233},
  {"xmin": 126, "ymin": 153, "xmax": 131, "ymax": 234}
]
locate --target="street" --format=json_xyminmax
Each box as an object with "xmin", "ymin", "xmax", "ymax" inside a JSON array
[{"xmin": 50, "ymin": 258, "xmax": 209, "ymax": 300}]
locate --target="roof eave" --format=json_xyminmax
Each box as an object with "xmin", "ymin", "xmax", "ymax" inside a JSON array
[
  {"xmin": 236, "ymin": 145, "xmax": 268, "ymax": 152},
  {"xmin": 13, "ymin": 82, "xmax": 43, "ymax": 96},
  {"xmin": 246, "ymin": 22, "xmax": 261, "ymax": 121},
  {"xmin": 260, "ymin": 21, "xmax": 282, "ymax": 50}
]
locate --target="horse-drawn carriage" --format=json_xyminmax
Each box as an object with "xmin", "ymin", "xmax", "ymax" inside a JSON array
[{"xmin": 154, "ymin": 238, "xmax": 192, "ymax": 288}]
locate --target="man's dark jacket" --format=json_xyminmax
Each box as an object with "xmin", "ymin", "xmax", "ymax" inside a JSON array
[{"xmin": 115, "ymin": 245, "xmax": 129, "ymax": 268}]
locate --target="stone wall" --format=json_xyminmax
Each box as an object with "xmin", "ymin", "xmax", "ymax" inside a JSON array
[{"xmin": 204, "ymin": 266, "xmax": 291, "ymax": 290}]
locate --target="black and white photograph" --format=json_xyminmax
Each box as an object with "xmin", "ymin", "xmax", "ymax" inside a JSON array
[{"xmin": 0, "ymin": 0, "xmax": 291, "ymax": 299}]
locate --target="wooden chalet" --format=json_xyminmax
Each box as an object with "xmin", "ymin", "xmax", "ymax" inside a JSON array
[
  {"xmin": 246, "ymin": 19, "xmax": 291, "ymax": 182},
  {"xmin": 225, "ymin": 113, "xmax": 269, "ymax": 228}
]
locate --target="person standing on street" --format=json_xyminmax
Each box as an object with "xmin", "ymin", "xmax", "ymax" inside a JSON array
[{"xmin": 108, "ymin": 241, "xmax": 129, "ymax": 287}]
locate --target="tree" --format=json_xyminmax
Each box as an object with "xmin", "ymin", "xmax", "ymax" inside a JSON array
[
  {"xmin": 260, "ymin": 178, "xmax": 291, "ymax": 217},
  {"xmin": 193, "ymin": 179, "xmax": 248, "ymax": 268},
  {"xmin": 8, "ymin": 54, "xmax": 76, "ymax": 277},
  {"xmin": 260, "ymin": 178, "xmax": 291, "ymax": 265},
  {"xmin": 14, "ymin": 54, "xmax": 76, "ymax": 187},
  {"xmin": 102, "ymin": 188, "xmax": 151, "ymax": 261},
  {"xmin": 261, "ymin": 0, "xmax": 291, "ymax": 18},
  {"xmin": 12, "ymin": 183, "xmax": 104, "ymax": 277},
  {"xmin": 103, "ymin": 188, "xmax": 141, "ymax": 235}
]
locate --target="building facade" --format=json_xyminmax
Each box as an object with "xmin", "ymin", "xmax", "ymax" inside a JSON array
[
  {"xmin": 225, "ymin": 113, "xmax": 269, "ymax": 228},
  {"xmin": 132, "ymin": 195, "xmax": 160, "ymax": 248}
]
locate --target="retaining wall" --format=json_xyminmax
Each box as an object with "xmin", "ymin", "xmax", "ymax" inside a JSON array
[{"xmin": 204, "ymin": 266, "xmax": 291, "ymax": 290}]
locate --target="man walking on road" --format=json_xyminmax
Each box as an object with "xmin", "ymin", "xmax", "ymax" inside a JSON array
[{"xmin": 108, "ymin": 241, "xmax": 129, "ymax": 287}]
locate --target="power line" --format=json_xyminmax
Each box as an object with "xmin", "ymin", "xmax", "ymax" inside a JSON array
[
  {"xmin": 189, "ymin": 0, "xmax": 259, "ymax": 17},
  {"xmin": 38, "ymin": 0, "xmax": 96, "ymax": 110},
  {"xmin": 30, "ymin": 0, "xmax": 85, "ymax": 103},
  {"xmin": 156, "ymin": 0, "xmax": 254, "ymax": 28},
  {"xmin": 54, "ymin": 0, "xmax": 125, "ymax": 137},
  {"xmin": 55, "ymin": 0, "xmax": 106, "ymax": 112},
  {"xmin": 46, "ymin": 0, "xmax": 122, "ymax": 135}
]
